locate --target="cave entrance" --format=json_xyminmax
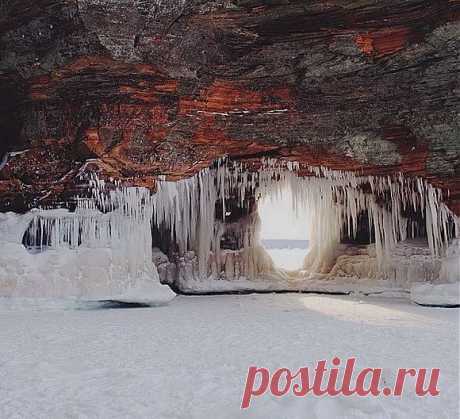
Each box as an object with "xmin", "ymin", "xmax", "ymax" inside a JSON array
[{"xmin": 258, "ymin": 185, "xmax": 310, "ymax": 271}]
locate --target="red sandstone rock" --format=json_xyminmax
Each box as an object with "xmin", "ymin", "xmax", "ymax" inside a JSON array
[{"xmin": 0, "ymin": 1, "xmax": 459, "ymax": 214}]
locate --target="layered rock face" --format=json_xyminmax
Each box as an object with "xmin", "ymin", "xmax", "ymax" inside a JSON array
[{"xmin": 0, "ymin": 0, "xmax": 459, "ymax": 214}]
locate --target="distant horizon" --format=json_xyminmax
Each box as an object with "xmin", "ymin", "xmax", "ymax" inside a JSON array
[{"xmin": 261, "ymin": 239, "xmax": 309, "ymax": 250}]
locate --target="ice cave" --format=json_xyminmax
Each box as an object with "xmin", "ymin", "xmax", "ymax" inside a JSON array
[
  {"xmin": 1, "ymin": 1, "xmax": 460, "ymax": 417},
  {"xmin": 1, "ymin": 159, "xmax": 458, "ymax": 306}
]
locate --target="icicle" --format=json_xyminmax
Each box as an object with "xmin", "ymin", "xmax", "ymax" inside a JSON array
[{"xmin": 40, "ymin": 159, "xmax": 452, "ymax": 284}]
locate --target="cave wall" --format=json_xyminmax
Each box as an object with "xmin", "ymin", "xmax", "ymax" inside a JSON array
[{"xmin": 0, "ymin": 0, "xmax": 459, "ymax": 214}]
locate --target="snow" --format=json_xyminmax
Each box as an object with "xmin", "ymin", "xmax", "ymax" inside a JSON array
[
  {"xmin": 177, "ymin": 274, "xmax": 410, "ymax": 297},
  {"xmin": 264, "ymin": 248, "xmax": 308, "ymax": 271},
  {"xmin": 411, "ymin": 283, "xmax": 460, "ymax": 307},
  {"xmin": 0, "ymin": 294, "xmax": 457, "ymax": 418},
  {"xmin": 107, "ymin": 280, "xmax": 176, "ymax": 306}
]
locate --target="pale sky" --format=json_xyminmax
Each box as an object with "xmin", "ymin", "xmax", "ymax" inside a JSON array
[{"xmin": 258, "ymin": 187, "xmax": 310, "ymax": 240}]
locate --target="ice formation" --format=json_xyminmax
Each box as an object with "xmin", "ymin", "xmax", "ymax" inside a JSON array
[
  {"xmin": 151, "ymin": 158, "xmax": 459, "ymax": 286},
  {"xmin": 25, "ymin": 178, "xmax": 155, "ymax": 276},
  {"xmin": 0, "ymin": 177, "xmax": 175, "ymax": 302},
  {"xmin": 0, "ymin": 158, "xmax": 458, "ymax": 299}
]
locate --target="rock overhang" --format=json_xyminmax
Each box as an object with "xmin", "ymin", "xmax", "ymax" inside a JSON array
[{"xmin": 0, "ymin": 0, "xmax": 459, "ymax": 214}]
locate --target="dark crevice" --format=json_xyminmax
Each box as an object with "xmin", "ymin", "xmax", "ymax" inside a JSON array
[
  {"xmin": 414, "ymin": 303, "xmax": 460, "ymax": 309},
  {"xmin": 96, "ymin": 300, "xmax": 153, "ymax": 309},
  {"xmin": 166, "ymin": 282, "xmax": 351, "ymax": 297}
]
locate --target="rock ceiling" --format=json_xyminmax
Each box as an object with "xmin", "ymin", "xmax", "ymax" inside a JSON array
[{"xmin": 0, "ymin": 0, "xmax": 459, "ymax": 213}]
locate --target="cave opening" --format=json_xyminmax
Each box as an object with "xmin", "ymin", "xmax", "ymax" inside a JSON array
[
  {"xmin": 14, "ymin": 159, "xmax": 459, "ymax": 295},
  {"xmin": 148, "ymin": 159, "xmax": 459, "ymax": 289},
  {"xmin": 258, "ymin": 186, "xmax": 310, "ymax": 271}
]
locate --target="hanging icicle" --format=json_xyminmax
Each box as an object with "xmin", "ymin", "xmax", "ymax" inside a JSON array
[
  {"xmin": 23, "ymin": 158, "xmax": 459, "ymax": 284},
  {"xmin": 151, "ymin": 158, "xmax": 459, "ymax": 281}
]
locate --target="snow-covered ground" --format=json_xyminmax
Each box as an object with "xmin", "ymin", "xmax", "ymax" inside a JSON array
[
  {"xmin": 265, "ymin": 248, "xmax": 308, "ymax": 270},
  {"xmin": 0, "ymin": 294, "xmax": 458, "ymax": 419}
]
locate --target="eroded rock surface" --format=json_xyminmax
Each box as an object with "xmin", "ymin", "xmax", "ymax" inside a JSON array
[{"xmin": 1, "ymin": 0, "xmax": 459, "ymax": 213}]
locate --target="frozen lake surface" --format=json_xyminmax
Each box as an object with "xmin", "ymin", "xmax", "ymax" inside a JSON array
[
  {"xmin": 0, "ymin": 294, "xmax": 458, "ymax": 419},
  {"xmin": 260, "ymin": 242, "xmax": 309, "ymax": 270}
]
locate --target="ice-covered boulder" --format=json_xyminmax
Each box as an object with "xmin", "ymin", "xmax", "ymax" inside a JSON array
[{"xmin": 410, "ymin": 283, "xmax": 460, "ymax": 307}]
